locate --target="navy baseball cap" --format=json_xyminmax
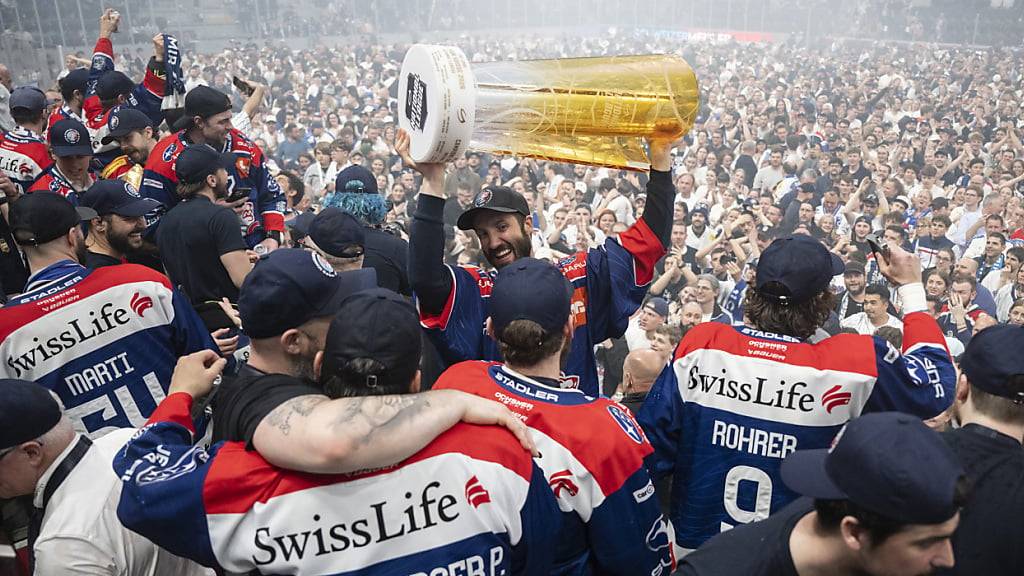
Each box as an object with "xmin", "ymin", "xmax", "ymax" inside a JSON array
[
  {"xmin": 175, "ymin": 144, "xmax": 235, "ymax": 184},
  {"xmin": 10, "ymin": 192, "xmax": 97, "ymax": 246},
  {"xmin": 490, "ymin": 257, "xmax": 572, "ymax": 337},
  {"xmin": 756, "ymin": 235, "xmax": 845, "ymax": 305},
  {"xmin": 79, "ymin": 179, "xmax": 160, "ymax": 217},
  {"xmin": 781, "ymin": 412, "xmax": 964, "ymax": 525},
  {"xmin": 59, "ymin": 68, "xmax": 90, "ymax": 96},
  {"xmin": 102, "ymin": 107, "xmax": 153, "ymax": 144},
  {"xmin": 335, "ymin": 165, "xmax": 378, "ymax": 196},
  {"xmin": 0, "ymin": 380, "xmax": 62, "ymax": 451},
  {"xmin": 646, "ymin": 297, "xmax": 669, "ymax": 318},
  {"xmin": 321, "ymin": 288, "xmax": 422, "ymax": 390},
  {"xmin": 9, "ymin": 86, "xmax": 47, "ymax": 113},
  {"xmin": 48, "ymin": 118, "xmax": 93, "ymax": 157},
  {"xmin": 238, "ymin": 249, "xmax": 377, "ymax": 338},
  {"xmin": 960, "ymin": 324, "xmax": 1024, "ymax": 404},
  {"xmin": 94, "ymin": 70, "xmax": 133, "ymax": 100},
  {"xmin": 184, "ymin": 85, "xmax": 232, "ymax": 119},
  {"xmin": 457, "ymin": 186, "xmax": 529, "ymax": 231},
  {"xmin": 286, "ymin": 211, "xmax": 316, "ymax": 242},
  {"xmin": 95, "ymin": 71, "xmax": 134, "ymax": 101},
  {"xmin": 308, "ymin": 208, "xmax": 365, "ymax": 258}
]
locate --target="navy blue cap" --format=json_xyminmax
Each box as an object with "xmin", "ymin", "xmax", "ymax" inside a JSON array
[
  {"xmin": 960, "ymin": 324, "xmax": 1024, "ymax": 403},
  {"xmin": 80, "ymin": 179, "xmax": 160, "ymax": 217},
  {"xmin": 335, "ymin": 165, "xmax": 378, "ymax": 195},
  {"xmin": 174, "ymin": 144, "xmax": 235, "ymax": 185},
  {"xmin": 457, "ymin": 186, "xmax": 530, "ymax": 231},
  {"xmin": 48, "ymin": 118, "xmax": 93, "ymax": 157},
  {"xmin": 95, "ymin": 71, "xmax": 134, "ymax": 100},
  {"xmin": 308, "ymin": 208, "xmax": 365, "ymax": 258},
  {"xmin": 9, "ymin": 86, "xmax": 47, "ymax": 113},
  {"xmin": 184, "ymin": 85, "xmax": 232, "ymax": 119},
  {"xmin": 102, "ymin": 107, "xmax": 153, "ymax": 144},
  {"xmin": 286, "ymin": 211, "xmax": 316, "ymax": 241},
  {"xmin": 10, "ymin": 192, "xmax": 97, "ymax": 246},
  {"xmin": 59, "ymin": 68, "xmax": 90, "ymax": 95},
  {"xmin": 0, "ymin": 380, "xmax": 62, "ymax": 450},
  {"xmin": 322, "ymin": 288, "xmax": 422, "ymax": 390},
  {"xmin": 646, "ymin": 297, "xmax": 669, "ymax": 318},
  {"xmin": 756, "ymin": 235, "xmax": 844, "ymax": 305},
  {"xmin": 491, "ymin": 257, "xmax": 572, "ymax": 337},
  {"xmin": 238, "ymin": 249, "xmax": 377, "ymax": 338},
  {"xmin": 781, "ymin": 412, "xmax": 964, "ymax": 524}
]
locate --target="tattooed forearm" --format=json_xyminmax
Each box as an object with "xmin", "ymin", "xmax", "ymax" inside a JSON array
[
  {"xmin": 264, "ymin": 395, "xmax": 328, "ymax": 436},
  {"xmin": 331, "ymin": 394, "xmax": 438, "ymax": 448}
]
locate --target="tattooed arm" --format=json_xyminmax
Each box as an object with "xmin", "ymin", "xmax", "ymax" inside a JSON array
[{"xmin": 252, "ymin": 390, "xmax": 535, "ymax": 474}]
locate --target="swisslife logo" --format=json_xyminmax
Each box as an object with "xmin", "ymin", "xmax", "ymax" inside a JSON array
[
  {"xmin": 464, "ymin": 476, "xmax": 491, "ymax": 508},
  {"xmin": 130, "ymin": 293, "xmax": 153, "ymax": 317},
  {"xmin": 676, "ymin": 349, "xmax": 871, "ymax": 427},
  {"xmin": 548, "ymin": 470, "xmax": 579, "ymax": 498}
]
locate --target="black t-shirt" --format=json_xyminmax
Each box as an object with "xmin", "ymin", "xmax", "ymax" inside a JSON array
[
  {"xmin": 84, "ymin": 250, "xmax": 123, "ymax": 269},
  {"xmin": 938, "ymin": 424, "xmax": 1024, "ymax": 576},
  {"xmin": 680, "ymin": 498, "xmax": 808, "ymax": 576},
  {"xmin": 364, "ymin": 226, "xmax": 411, "ymax": 296},
  {"xmin": 156, "ymin": 195, "xmax": 248, "ymax": 304},
  {"xmin": 0, "ymin": 213, "xmax": 28, "ymax": 297},
  {"xmin": 211, "ymin": 364, "xmax": 321, "ymax": 447}
]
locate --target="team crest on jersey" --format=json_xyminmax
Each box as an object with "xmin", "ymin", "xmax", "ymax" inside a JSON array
[
  {"xmin": 48, "ymin": 178, "xmax": 61, "ymax": 193},
  {"xmin": 607, "ymin": 404, "xmax": 644, "ymax": 444},
  {"xmin": 235, "ymin": 156, "xmax": 250, "ymax": 179},
  {"xmin": 162, "ymin": 143, "xmax": 177, "ymax": 162},
  {"xmin": 311, "ymin": 252, "xmax": 337, "ymax": 277},
  {"xmin": 64, "ymin": 129, "xmax": 80, "ymax": 144},
  {"xmin": 473, "ymin": 189, "xmax": 492, "ymax": 207},
  {"xmin": 110, "ymin": 115, "xmax": 120, "ymax": 130}
]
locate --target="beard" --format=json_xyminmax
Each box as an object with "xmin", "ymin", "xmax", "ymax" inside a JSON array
[
  {"xmin": 73, "ymin": 233, "xmax": 89, "ymax": 264},
  {"xmin": 483, "ymin": 224, "xmax": 533, "ymax": 269},
  {"xmin": 107, "ymin": 224, "xmax": 144, "ymax": 256},
  {"xmin": 211, "ymin": 178, "xmax": 229, "ymax": 200},
  {"xmin": 290, "ymin": 352, "xmax": 317, "ymax": 383}
]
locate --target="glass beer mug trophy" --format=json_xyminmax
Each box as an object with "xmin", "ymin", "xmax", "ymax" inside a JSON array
[{"xmin": 398, "ymin": 44, "xmax": 700, "ymax": 171}]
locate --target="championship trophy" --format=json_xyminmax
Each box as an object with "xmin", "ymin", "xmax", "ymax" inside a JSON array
[{"xmin": 398, "ymin": 45, "xmax": 700, "ymax": 171}]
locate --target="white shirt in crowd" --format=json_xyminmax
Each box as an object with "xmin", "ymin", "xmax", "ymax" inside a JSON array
[
  {"xmin": 33, "ymin": 428, "xmax": 208, "ymax": 576},
  {"xmin": 840, "ymin": 312, "xmax": 904, "ymax": 336},
  {"xmin": 623, "ymin": 316, "xmax": 652, "ymax": 351}
]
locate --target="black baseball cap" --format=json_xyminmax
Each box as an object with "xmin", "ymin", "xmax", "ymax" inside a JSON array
[
  {"xmin": 184, "ymin": 85, "xmax": 232, "ymax": 120},
  {"xmin": 756, "ymin": 235, "xmax": 844, "ymax": 305},
  {"xmin": 0, "ymin": 380, "xmax": 62, "ymax": 451},
  {"xmin": 843, "ymin": 260, "xmax": 866, "ymax": 276},
  {"xmin": 238, "ymin": 248, "xmax": 377, "ymax": 339},
  {"xmin": 321, "ymin": 288, "xmax": 422, "ymax": 390},
  {"xmin": 456, "ymin": 186, "xmax": 530, "ymax": 231},
  {"xmin": 48, "ymin": 118, "xmax": 93, "ymax": 157},
  {"xmin": 95, "ymin": 71, "xmax": 134, "ymax": 101},
  {"xmin": 174, "ymin": 144, "xmax": 236, "ymax": 185},
  {"xmin": 960, "ymin": 324, "xmax": 1024, "ymax": 404},
  {"xmin": 59, "ymin": 68, "xmax": 90, "ymax": 96},
  {"xmin": 308, "ymin": 208, "xmax": 365, "ymax": 258},
  {"xmin": 490, "ymin": 257, "xmax": 572, "ymax": 337},
  {"xmin": 781, "ymin": 412, "xmax": 964, "ymax": 525},
  {"xmin": 10, "ymin": 192, "xmax": 97, "ymax": 246},
  {"xmin": 286, "ymin": 211, "xmax": 316, "ymax": 242},
  {"xmin": 102, "ymin": 107, "xmax": 153, "ymax": 144},
  {"xmin": 79, "ymin": 179, "xmax": 160, "ymax": 217},
  {"xmin": 335, "ymin": 165, "xmax": 378, "ymax": 195},
  {"xmin": 9, "ymin": 86, "xmax": 47, "ymax": 113}
]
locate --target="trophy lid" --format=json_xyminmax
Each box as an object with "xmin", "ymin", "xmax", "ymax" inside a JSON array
[{"xmin": 398, "ymin": 44, "xmax": 477, "ymax": 164}]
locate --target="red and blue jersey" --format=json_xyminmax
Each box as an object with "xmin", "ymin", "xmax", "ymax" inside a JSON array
[
  {"xmin": 114, "ymin": 392, "xmax": 561, "ymax": 575},
  {"xmin": 435, "ymin": 361, "xmax": 675, "ymax": 576},
  {"xmin": 80, "ymin": 37, "xmax": 166, "ymax": 171},
  {"xmin": 26, "ymin": 164, "xmax": 94, "ymax": 204},
  {"xmin": 636, "ymin": 314, "xmax": 955, "ymax": 553},
  {"xmin": 0, "ymin": 127, "xmax": 51, "ymax": 195},
  {"xmin": 144, "ymin": 129, "xmax": 285, "ymax": 247},
  {"xmin": 420, "ymin": 220, "xmax": 664, "ymax": 397},
  {"xmin": 0, "ymin": 260, "xmax": 217, "ymax": 438}
]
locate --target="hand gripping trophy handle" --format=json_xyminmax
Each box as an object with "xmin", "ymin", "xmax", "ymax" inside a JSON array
[{"xmin": 398, "ymin": 44, "xmax": 700, "ymax": 171}]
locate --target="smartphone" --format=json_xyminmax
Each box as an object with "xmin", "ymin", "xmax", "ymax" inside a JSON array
[
  {"xmin": 226, "ymin": 186, "xmax": 251, "ymax": 204},
  {"xmin": 232, "ymin": 76, "xmax": 255, "ymax": 97},
  {"xmin": 865, "ymin": 232, "xmax": 890, "ymax": 262},
  {"xmin": 194, "ymin": 301, "xmax": 237, "ymax": 332}
]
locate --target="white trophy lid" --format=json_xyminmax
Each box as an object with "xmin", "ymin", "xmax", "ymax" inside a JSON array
[{"xmin": 398, "ymin": 44, "xmax": 477, "ymax": 164}]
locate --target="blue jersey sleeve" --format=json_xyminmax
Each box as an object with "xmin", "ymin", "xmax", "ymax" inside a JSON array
[
  {"xmin": 637, "ymin": 365, "xmax": 685, "ymax": 481},
  {"xmin": 419, "ymin": 266, "xmax": 496, "ymax": 366},
  {"xmin": 863, "ymin": 312, "xmax": 956, "ymax": 418},
  {"xmin": 114, "ymin": 393, "xmax": 219, "ymax": 568},
  {"xmin": 588, "ymin": 469, "xmax": 675, "ymax": 575},
  {"xmin": 510, "ymin": 463, "xmax": 560, "ymax": 576}
]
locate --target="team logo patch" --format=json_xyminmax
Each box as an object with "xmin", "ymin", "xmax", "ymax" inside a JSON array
[
  {"xmin": 311, "ymin": 252, "xmax": 337, "ymax": 277},
  {"xmin": 125, "ymin": 182, "xmax": 140, "ymax": 197},
  {"xmin": 162, "ymin": 143, "xmax": 177, "ymax": 162},
  {"xmin": 48, "ymin": 179, "xmax": 61, "ymax": 193},
  {"xmin": 64, "ymin": 129, "xmax": 80, "ymax": 144},
  {"xmin": 464, "ymin": 476, "xmax": 491, "ymax": 508},
  {"xmin": 473, "ymin": 189, "xmax": 492, "ymax": 207},
  {"xmin": 548, "ymin": 470, "xmax": 579, "ymax": 498},
  {"xmin": 821, "ymin": 385, "xmax": 852, "ymax": 414},
  {"xmin": 130, "ymin": 293, "xmax": 154, "ymax": 317},
  {"xmin": 110, "ymin": 115, "xmax": 119, "ymax": 130},
  {"xmin": 607, "ymin": 404, "xmax": 644, "ymax": 444},
  {"xmin": 235, "ymin": 156, "xmax": 250, "ymax": 179}
]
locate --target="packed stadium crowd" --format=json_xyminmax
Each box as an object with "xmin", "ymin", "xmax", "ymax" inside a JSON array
[{"xmin": 0, "ymin": 4, "xmax": 1023, "ymax": 576}]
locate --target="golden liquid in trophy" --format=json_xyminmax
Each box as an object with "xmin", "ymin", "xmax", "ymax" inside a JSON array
[{"xmin": 399, "ymin": 45, "xmax": 700, "ymax": 171}]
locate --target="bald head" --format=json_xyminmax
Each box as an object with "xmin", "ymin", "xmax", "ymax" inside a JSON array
[{"xmin": 623, "ymin": 349, "xmax": 664, "ymax": 395}]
